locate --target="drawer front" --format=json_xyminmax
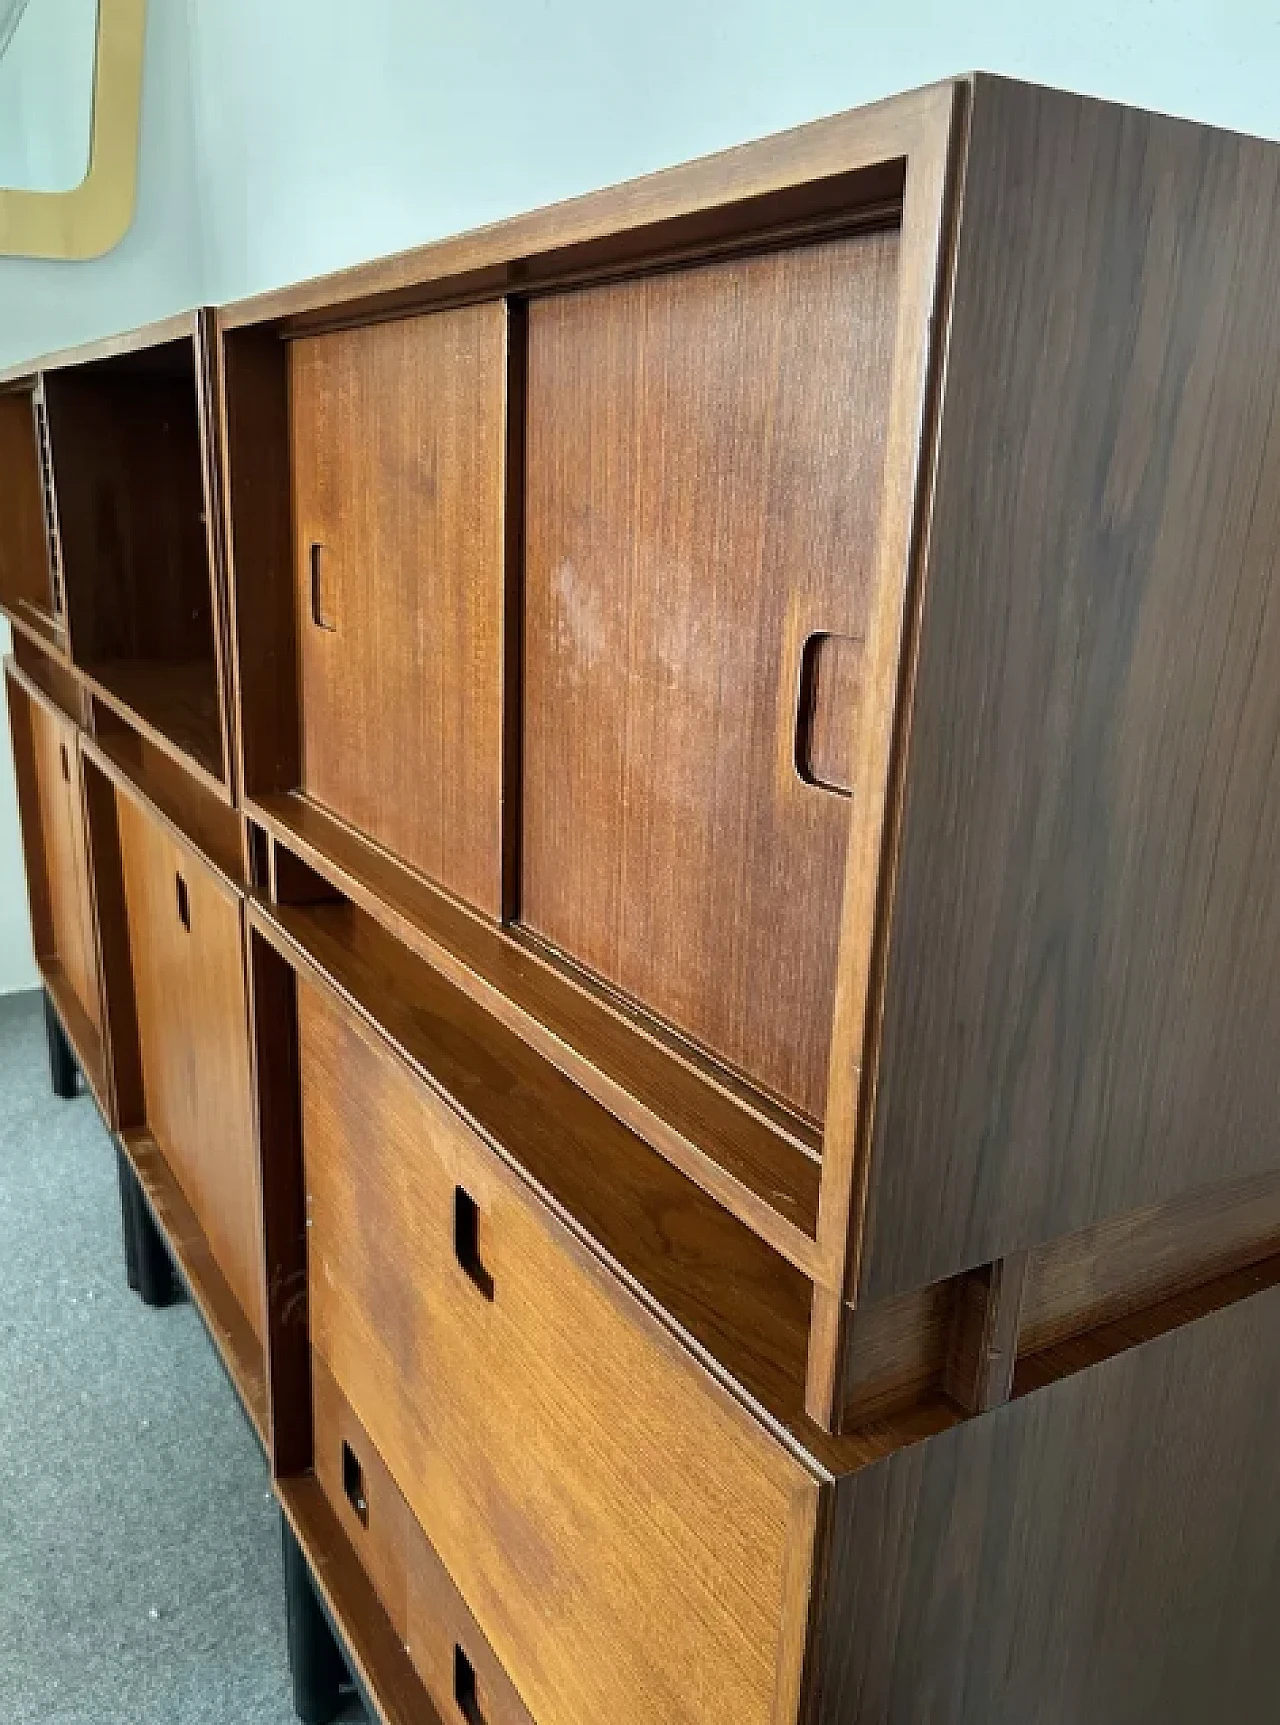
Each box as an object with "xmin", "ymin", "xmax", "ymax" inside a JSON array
[
  {"xmin": 116, "ymin": 793, "xmax": 264, "ymax": 1340},
  {"xmin": 29, "ymin": 700, "xmax": 99, "ymax": 1030},
  {"xmin": 313, "ymin": 1352, "xmax": 536, "ymax": 1725},
  {"xmin": 299, "ymin": 980, "xmax": 820, "ymax": 1725}
]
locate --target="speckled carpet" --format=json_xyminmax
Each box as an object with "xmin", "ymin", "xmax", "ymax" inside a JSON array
[{"xmin": 0, "ymin": 987, "xmax": 312, "ymax": 1723}]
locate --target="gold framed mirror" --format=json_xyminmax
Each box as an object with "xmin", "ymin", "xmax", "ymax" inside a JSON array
[{"xmin": 0, "ymin": 0, "xmax": 146, "ymax": 260}]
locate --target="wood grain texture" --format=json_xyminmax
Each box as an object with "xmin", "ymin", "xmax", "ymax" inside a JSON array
[
  {"xmin": 862, "ymin": 76, "xmax": 1280, "ymax": 1297},
  {"xmin": 41, "ymin": 959, "xmax": 109, "ymax": 1118},
  {"xmin": 523, "ymin": 233, "xmax": 899, "ymax": 1121},
  {"xmin": 121, "ymin": 1127, "xmax": 269, "ymax": 1444},
  {"xmin": 0, "ymin": 313, "xmax": 204, "ymax": 389},
  {"xmin": 813, "ymin": 1279, "xmax": 1280, "ymax": 1724},
  {"xmin": 252, "ymin": 894, "xmax": 936, "ymax": 1479},
  {"xmin": 80, "ymin": 750, "xmax": 142, "ymax": 1128},
  {"xmin": 88, "ymin": 713, "xmax": 245, "ymax": 885},
  {"xmin": 216, "ymin": 326, "xmax": 300, "ymax": 798},
  {"xmin": 115, "ymin": 792, "xmax": 264, "ymax": 1343},
  {"xmin": 298, "ymin": 978, "xmax": 820, "ymax": 1725},
  {"xmin": 942, "ymin": 1251, "xmax": 1027, "ymax": 1414},
  {"xmin": 280, "ymin": 1478, "xmax": 448, "ymax": 1725},
  {"xmin": 216, "ymin": 84, "xmax": 961, "ymax": 333},
  {"xmin": 1018, "ymin": 1167, "xmax": 1280, "ymax": 1359},
  {"xmin": 244, "ymin": 931, "xmax": 313, "ymax": 1479},
  {"xmin": 253, "ymin": 891, "xmax": 882, "ymax": 1469},
  {"xmin": 44, "ymin": 345, "xmax": 226, "ymax": 785},
  {"xmin": 312, "ymin": 1354, "xmax": 537, "ymax": 1725},
  {"xmin": 250, "ymin": 790, "xmax": 823, "ymax": 1262},
  {"xmin": 0, "ymin": 387, "xmax": 56, "ymax": 634},
  {"xmin": 290, "ymin": 305, "xmax": 507, "ymax": 915},
  {"xmin": 13, "ymin": 631, "xmax": 86, "ymax": 727},
  {"xmin": 27, "ymin": 696, "xmax": 100, "ymax": 1033}
]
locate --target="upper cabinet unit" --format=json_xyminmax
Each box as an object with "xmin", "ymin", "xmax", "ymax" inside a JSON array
[
  {"xmin": 0, "ymin": 313, "xmax": 236, "ymax": 800},
  {"xmin": 216, "ymin": 75, "xmax": 1280, "ymax": 1434}
]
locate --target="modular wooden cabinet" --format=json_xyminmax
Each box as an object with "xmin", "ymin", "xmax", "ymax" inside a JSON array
[
  {"xmin": 5, "ymin": 70, "xmax": 1280, "ymax": 1725},
  {"xmin": 0, "ymin": 317, "xmax": 265, "ymax": 1432}
]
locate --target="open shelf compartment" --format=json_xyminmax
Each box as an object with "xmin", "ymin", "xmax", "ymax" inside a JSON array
[{"xmin": 40, "ymin": 314, "xmax": 235, "ymax": 798}]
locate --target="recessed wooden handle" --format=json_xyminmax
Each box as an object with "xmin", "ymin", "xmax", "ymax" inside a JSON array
[
  {"xmin": 342, "ymin": 1439, "xmax": 369, "ymax": 1527},
  {"xmin": 454, "ymin": 1186, "xmax": 494, "ymax": 1300},
  {"xmin": 310, "ymin": 542, "xmax": 336, "ymax": 630},
  {"xmin": 454, "ymin": 1645, "xmax": 487, "ymax": 1725},
  {"xmin": 794, "ymin": 630, "xmax": 861, "ymax": 797},
  {"xmin": 175, "ymin": 872, "xmax": 191, "ymax": 933}
]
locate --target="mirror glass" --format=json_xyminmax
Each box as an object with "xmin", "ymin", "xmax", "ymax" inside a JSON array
[{"xmin": 0, "ymin": 0, "xmax": 99, "ymax": 193}]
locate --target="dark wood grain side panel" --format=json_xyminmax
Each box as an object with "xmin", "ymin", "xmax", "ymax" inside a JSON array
[
  {"xmin": 864, "ymin": 76, "xmax": 1280, "ymax": 1296},
  {"xmin": 290, "ymin": 304, "xmax": 507, "ymax": 916},
  {"xmin": 522, "ymin": 233, "xmax": 900, "ymax": 1120},
  {"xmin": 814, "ymin": 1279, "xmax": 1280, "ymax": 1724},
  {"xmin": 0, "ymin": 388, "xmax": 54, "ymax": 627}
]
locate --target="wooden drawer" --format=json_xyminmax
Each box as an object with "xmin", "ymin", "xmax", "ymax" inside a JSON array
[
  {"xmin": 298, "ymin": 978, "xmax": 821, "ymax": 1725},
  {"xmin": 116, "ymin": 793, "xmax": 264, "ymax": 1341},
  {"xmin": 312, "ymin": 1352, "xmax": 536, "ymax": 1725}
]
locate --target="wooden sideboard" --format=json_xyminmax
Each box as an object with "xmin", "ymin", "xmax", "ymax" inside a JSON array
[{"xmin": 3, "ymin": 71, "xmax": 1280, "ymax": 1725}]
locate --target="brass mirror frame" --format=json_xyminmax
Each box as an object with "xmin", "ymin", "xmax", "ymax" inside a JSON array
[{"xmin": 0, "ymin": 0, "xmax": 146, "ymax": 260}]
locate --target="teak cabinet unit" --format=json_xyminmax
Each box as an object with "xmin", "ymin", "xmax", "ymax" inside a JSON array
[
  {"xmin": 217, "ymin": 65, "xmax": 1280, "ymax": 1434},
  {"xmin": 4, "ymin": 67, "xmax": 1280, "ymax": 1725},
  {"xmin": 0, "ymin": 314, "xmax": 237, "ymax": 799}
]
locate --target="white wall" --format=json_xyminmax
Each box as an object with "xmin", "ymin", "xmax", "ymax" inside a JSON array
[
  {"xmin": 2, "ymin": 0, "xmax": 1280, "ymax": 992},
  {"xmin": 186, "ymin": 0, "xmax": 1280, "ymax": 305},
  {"xmin": 0, "ymin": 1, "xmax": 204, "ymax": 991}
]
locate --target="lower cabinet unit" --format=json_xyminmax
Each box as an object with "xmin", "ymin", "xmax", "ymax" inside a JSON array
[
  {"xmin": 265, "ymin": 948, "xmax": 820, "ymax": 1725},
  {"xmin": 247, "ymin": 882, "xmax": 1280, "ymax": 1725},
  {"xmin": 83, "ymin": 750, "xmax": 268, "ymax": 1437}
]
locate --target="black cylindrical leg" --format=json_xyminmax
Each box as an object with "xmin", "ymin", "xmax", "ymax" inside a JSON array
[
  {"xmin": 117, "ymin": 1154, "xmax": 178, "ymax": 1307},
  {"xmin": 116, "ymin": 1147, "xmax": 142, "ymax": 1292},
  {"xmin": 282, "ymin": 1514, "xmax": 349, "ymax": 1724},
  {"xmin": 44, "ymin": 991, "xmax": 78, "ymax": 1099}
]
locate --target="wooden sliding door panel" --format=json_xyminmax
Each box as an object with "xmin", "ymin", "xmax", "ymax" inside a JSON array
[
  {"xmin": 298, "ymin": 980, "xmax": 819, "ymax": 1725},
  {"xmin": 29, "ymin": 701, "xmax": 98, "ymax": 1031},
  {"xmin": 116, "ymin": 794, "xmax": 264, "ymax": 1341},
  {"xmin": 522, "ymin": 232, "xmax": 900, "ymax": 1120},
  {"xmin": 290, "ymin": 304, "xmax": 508, "ymax": 916}
]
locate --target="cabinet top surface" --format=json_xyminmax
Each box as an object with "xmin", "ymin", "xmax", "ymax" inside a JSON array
[{"xmin": 0, "ymin": 308, "xmax": 205, "ymax": 394}]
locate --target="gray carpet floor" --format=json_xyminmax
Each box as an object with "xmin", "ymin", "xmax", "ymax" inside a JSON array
[{"xmin": 0, "ymin": 988, "xmax": 309, "ymax": 1723}]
